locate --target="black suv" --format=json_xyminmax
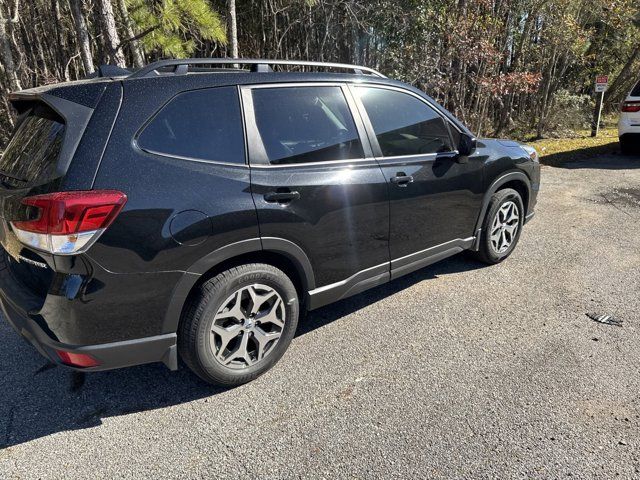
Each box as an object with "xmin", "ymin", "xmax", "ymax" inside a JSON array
[{"xmin": 0, "ymin": 59, "xmax": 540, "ymax": 385}]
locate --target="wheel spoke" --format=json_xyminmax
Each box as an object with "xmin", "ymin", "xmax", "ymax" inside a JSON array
[
  {"xmin": 254, "ymin": 327, "xmax": 282, "ymax": 360},
  {"xmin": 211, "ymin": 323, "xmax": 242, "ymax": 359},
  {"xmin": 505, "ymin": 224, "xmax": 518, "ymax": 236},
  {"xmin": 500, "ymin": 230, "xmax": 509, "ymax": 251},
  {"xmin": 257, "ymin": 297, "xmax": 284, "ymax": 328},
  {"xmin": 223, "ymin": 331, "xmax": 251, "ymax": 366},
  {"xmin": 216, "ymin": 289, "xmax": 244, "ymax": 322},
  {"xmin": 490, "ymin": 230, "xmax": 501, "ymax": 248},
  {"xmin": 247, "ymin": 285, "xmax": 277, "ymax": 316}
]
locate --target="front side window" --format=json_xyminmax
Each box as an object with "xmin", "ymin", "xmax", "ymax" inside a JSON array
[
  {"xmin": 251, "ymin": 86, "xmax": 364, "ymax": 165},
  {"xmin": 355, "ymin": 87, "xmax": 454, "ymax": 157},
  {"xmin": 137, "ymin": 86, "xmax": 245, "ymax": 164}
]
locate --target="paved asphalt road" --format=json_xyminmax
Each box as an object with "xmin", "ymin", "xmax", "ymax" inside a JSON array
[{"xmin": 1, "ymin": 153, "xmax": 639, "ymax": 479}]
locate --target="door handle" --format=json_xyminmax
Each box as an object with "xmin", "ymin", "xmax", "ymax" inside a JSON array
[
  {"xmin": 264, "ymin": 191, "xmax": 300, "ymax": 203},
  {"xmin": 390, "ymin": 173, "xmax": 414, "ymax": 187}
]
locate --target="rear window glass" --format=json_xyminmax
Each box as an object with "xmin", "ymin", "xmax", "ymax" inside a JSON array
[
  {"xmin": 251, "ymin": 86, "xmax": 364, "ymax": 165},
  {"xmin": 137, "ymin": 86, "xmax": 245, "ymax": 164},
  {"xmin": 631, "ymin": 81, "xmax": 640, "ymax": 97},
  {"xmin": 0, "ymin": 105, "xmax": 65, "ymax": 185}
]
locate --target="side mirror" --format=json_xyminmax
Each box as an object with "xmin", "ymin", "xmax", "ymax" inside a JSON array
[{"xmin": 458, "ymin": 132, "xmax": 477, "ymax": 157}]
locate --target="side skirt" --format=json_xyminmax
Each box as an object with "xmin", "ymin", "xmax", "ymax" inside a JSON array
[{"xmin": 307, "ymin": 237, "xmax": 475, "ymax": 310}]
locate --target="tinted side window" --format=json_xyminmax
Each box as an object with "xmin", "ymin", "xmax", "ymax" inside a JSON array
[
  {"xmin": 137, "ymin": 86, "xmax": 245, "ymax": 164},
  {"xmin": 355, "ymin": 87, "xmax": 454, "ymax": 156},
  {"xmin": 632, "ymin": 80, "xmax": 640, "ymax": 97},
  {"xmin": 251, "ymin": 86, "xmax": 364, "ymax": 165}
]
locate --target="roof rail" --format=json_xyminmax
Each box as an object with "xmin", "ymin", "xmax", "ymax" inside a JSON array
[{"xmin": 128, "ymin": 58, "xmax": 386, "ymax": 79}]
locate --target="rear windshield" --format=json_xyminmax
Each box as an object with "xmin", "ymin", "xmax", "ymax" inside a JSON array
[
  {"xmin": 632, "ymin": 81, "xmax": 640, "ymax": 97},
  {"xmin": 0, "ymin": 104, "xmax": 65, "ymax": 185}
]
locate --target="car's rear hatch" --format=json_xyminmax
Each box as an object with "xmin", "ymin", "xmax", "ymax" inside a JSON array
[
  {"xmin": 624, "ymin": 81, "xmax": 640, "ymax": 125},
  {"xmin": 0, "ymin": 79, "xmax": 111, "ymax": 306}
]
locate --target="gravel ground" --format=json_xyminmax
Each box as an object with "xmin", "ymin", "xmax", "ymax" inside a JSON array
[{"xmin": 1, "ymin": 154, "xmax": 639, "ymax": 479}]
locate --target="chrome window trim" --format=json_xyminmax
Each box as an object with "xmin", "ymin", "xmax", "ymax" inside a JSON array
[{"xmin": 248, "ymin": 156, "xmax": 380, "ymax": 169}]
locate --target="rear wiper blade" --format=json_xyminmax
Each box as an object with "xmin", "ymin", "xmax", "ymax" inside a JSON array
[{"xmin": 0, "ymin": 170, "xmax": 28, "ymax": 183}]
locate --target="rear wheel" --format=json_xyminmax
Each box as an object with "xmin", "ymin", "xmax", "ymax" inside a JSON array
[
  {"xmin": 472, "ymin": 188, "xmax": 524, "ymax": 265},
  {"xmin": 179, "ymin": 263, "xmax": 299, "ymax": 386},
  {"xmin": 620, "ymin": 137, "xmax": 636, "ymax": 155}
]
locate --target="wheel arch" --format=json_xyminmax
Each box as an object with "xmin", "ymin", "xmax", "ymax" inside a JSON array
[
  {"xmin": 162, "ymin": 238, "xmax": 315, "ymax": 333},
  {"xmin": 474, "ymin": 171, "xmax": 532, "ymax": 234}
]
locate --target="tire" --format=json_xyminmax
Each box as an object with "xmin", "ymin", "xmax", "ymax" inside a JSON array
[
  {"xmin": 620, "ymin": 137, "xmax": 635, "ymax": 155},
  {"xmin": 179, "ymin": 263, "xmax": 299, "ymax": 386},
  {"xmin": 472, "ymin": 188, "xmax": 524, "ymax": 265}
]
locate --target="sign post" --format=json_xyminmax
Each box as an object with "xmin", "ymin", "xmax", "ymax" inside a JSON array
[{"xmin": 591, "ymin": 75, "xmax": 608, "ymax": 137}]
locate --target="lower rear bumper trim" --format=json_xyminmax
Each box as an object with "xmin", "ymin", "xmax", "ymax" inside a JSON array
[{"xmin": 1, "ymin": 295, "xmax": 177, "ymax": 371}]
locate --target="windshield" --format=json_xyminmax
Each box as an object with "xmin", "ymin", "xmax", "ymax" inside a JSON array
[{"xmin": 0, "ymin": 104, "xmax": 65, "ymax": 186}]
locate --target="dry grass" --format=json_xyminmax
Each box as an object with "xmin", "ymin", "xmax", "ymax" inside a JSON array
[{"xmin": 525, "ymin": 123, "xmax": 620, "ymax": 166}]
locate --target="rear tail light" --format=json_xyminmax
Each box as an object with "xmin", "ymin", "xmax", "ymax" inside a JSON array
[
  {"xmin": 56, "ymin": 350, "xmax": 100, "ymax": 368},
  {"xmin": 621, "ymin": 101, "xmax": 640, "ymax": 113},
  {"xmin": 11, "ymin": 190, "xmax": 127, "ymax": 255}
]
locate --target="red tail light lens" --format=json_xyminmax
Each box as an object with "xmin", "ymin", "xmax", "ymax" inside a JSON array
[
  {"xmin": 56, "ymin": 350, "xmax": 101, "ymax": 368},
  {"xmin": 621, "ymin": 102, "xmax": 640, "ymax": 113},
  {"xmin": 11, "ymin": 190, "xmax": 127, "ymax": 255}
]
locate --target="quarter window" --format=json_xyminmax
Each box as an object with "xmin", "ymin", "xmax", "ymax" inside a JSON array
[
  {"xmin": 137, "ymin": 86, "xmax": 245, "ymax": 164},
  {"xmin": 250, "ymin": 86, "xmax": 364, "ymax": 165},
  {"xmin": 355, "ymin": 87, "xmax": 454, "ymax": 157}
]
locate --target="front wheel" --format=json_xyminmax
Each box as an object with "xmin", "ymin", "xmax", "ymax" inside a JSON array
[
  {"xmin": 178, "ymin": 263, "xmax": 299, "ymax": 386},
  {"xmin": 472, "ymin": 188, "xmax": 524, "ymax": 265}
]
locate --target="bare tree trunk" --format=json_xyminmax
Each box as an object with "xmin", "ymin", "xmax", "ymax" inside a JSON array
[
  {"xmin": 97, "ymin": 0, "xmax": 126, "ymax": 67},
  {"xmin": 607, "ymin": 45, "xmax": 640, "ymax": 101},
  {"xmin": 228, "ymin": 0, "xmax": 238, "ymax": 58},
  {"xmin": 0, "ymin": 0, "xmax": 21, "ymax": 91},
  {"xmin": 69, "ymin": 0, "xmax": 94, "ymax": 75},
  {"xmin": 116, "ymin": 0, "xmax": 144, "ymax": 68}
]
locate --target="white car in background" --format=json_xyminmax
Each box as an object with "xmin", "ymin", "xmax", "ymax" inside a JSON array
[{"xmin": 619, "ymin": 80, "xmax": 640, "ymax": 154}]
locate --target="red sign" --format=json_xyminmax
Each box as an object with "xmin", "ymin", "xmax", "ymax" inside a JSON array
[{"xmin": 595, "ymin": 75, "xmax": 609, "ymax": 93}]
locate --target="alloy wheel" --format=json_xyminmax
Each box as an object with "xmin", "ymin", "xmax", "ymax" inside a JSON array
[
  {"xmin": 210, "ymin": 284, "xmax": 286, "ymax": 369},
  {"xmin": 490, "ymin": 200, "xmax": 520, "ymax": 254}
]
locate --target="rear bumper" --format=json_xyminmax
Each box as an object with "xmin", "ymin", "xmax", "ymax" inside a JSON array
[
  {"xmin": 619, "ymin": 132, "xmax": 640, "ymax": 142},
  {"xmin": 618, "ymin": 116, "xmax": 640, "ymax": 136},
  {"xmin": 1, "ymin": 288, "xmax": 177, "ymax": 372}
]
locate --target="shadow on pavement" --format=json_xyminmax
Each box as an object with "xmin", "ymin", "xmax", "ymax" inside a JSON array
[
  {"xmin": 0, "ymin": 253, "xmax": 484, "ymax": 449},
  {"xmin": 541, "ymin": 142, "xmax": 640, "ymax": 169}
]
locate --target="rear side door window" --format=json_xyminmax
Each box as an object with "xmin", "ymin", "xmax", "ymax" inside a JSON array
[
  {"xmin": 354, "ymin": 86, "xmax": 454, "ymax": 157},
  {"xmin": 137, "ymin": 86, "xmax": 245, "ymax": 164},
  {"xmin": 247, "ymin": 86, "xmax": 364, "ymax": 165}
]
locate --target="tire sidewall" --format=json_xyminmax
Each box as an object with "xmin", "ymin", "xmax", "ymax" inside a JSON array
[
  {"xmin": 194, "ymin": 266, "xmax": 299, "ymax": 384},
  {"xmin": 481, "ymin": 189, "xmax": 524, "ymax": 263}
]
